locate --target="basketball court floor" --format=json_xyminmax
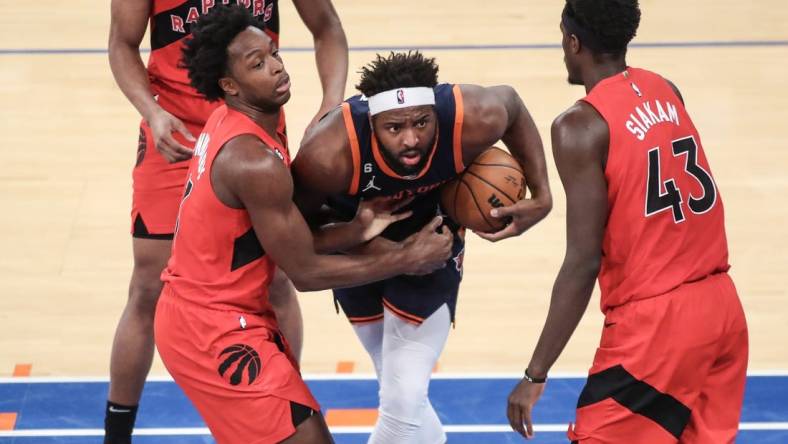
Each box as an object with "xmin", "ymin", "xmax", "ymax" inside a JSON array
[
  {"xmin": 2, "ymin": 374, "xmax": 788, "ymax": 442},
  {"xmin": 1, "ymin": 0, "xmax": 787, "ymax": 442}
]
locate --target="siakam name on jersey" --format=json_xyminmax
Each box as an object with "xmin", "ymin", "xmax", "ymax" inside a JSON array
[{"xmin": 626, "ymin": 99, "xmax": 680, "ymax": 141}]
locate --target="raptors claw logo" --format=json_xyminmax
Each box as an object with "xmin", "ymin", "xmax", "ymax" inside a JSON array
[
  {"xmin": 135, "ymin": 127, "xmax": 147, "ymax": 167},
  {"xmin": 217, "ymin": 344, "xmax": 261, "ymax": 386},
  {"xmin": 453, "ymin": 247, "xmax": 465, "ymax": 278}
]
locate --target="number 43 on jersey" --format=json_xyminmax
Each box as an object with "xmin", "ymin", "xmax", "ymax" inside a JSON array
[{"xmin": 645, "ymin": 136, "xmax": 717, "ymax": 223}]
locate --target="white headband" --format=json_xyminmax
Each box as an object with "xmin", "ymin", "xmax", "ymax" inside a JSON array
[{"xmin": 367, "ymin": 87, "xmax": 436, "ymax": 116}]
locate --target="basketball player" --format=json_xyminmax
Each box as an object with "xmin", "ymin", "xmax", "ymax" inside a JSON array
[
  {"xmin": 105, "ymin": 0, "xmax": 347, "ymax": 441},
  {"xmin": 505, "ymin": 1, "xmax": 748, "ymax": 442},
  {"xmin": 153, "ymin": 6, "xmax": 454, "ymax": 443},
  {"xmin": 292, "ymin": 51, "xmax": 553, "ymax": 443}
]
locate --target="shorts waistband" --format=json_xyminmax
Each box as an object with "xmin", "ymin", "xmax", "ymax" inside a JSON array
[
  {"xmin": 160, "ymin": 284, "xmax": 273, "ymax": 320},
  {"xmin": 605, "ymin": 270, "xmax": 732, "ymax": 313}
]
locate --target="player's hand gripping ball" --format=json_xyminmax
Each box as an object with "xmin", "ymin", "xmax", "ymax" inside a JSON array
[{"xmin": 440, "ymin": 147, "xmax": 526, "ymax": 233}]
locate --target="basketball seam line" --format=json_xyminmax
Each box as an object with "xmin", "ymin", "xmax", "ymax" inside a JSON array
[
  {"xmin": 464, "ymin": 170, "xmax": 519, "ymax": 204},
  {"xmin": 460, "ymin": 178, "xmax": 497, "ymax": 232},
  {"xmin": 470, "ymin": 162, "xmax": 522, "ymax": 173}
]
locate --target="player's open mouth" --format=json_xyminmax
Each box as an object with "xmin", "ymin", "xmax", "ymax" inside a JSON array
[
  {"xmin": 400, "ymin": 151, "xmax": 422, "ymax": 166},
  {"xmin": 275, "ymin": 76, "xmax": 291, "ymax": 94}
]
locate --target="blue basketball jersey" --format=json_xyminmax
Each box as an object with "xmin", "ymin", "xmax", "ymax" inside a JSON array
[{"xmin": 328, "ymin": 83, "xmax": 466, "ymax": 241}]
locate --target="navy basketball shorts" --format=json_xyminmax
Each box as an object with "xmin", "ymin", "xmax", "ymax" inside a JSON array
[{"xmin": 334, "ymin": 232, "xmax": 465, "ymax": 325}]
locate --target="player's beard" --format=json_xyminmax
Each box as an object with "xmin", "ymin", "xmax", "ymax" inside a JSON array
[{"xmin": 377, "ymin": 135, "xmax": 434, "ymax": 177}]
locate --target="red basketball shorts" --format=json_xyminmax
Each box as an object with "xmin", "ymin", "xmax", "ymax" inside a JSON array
[
  {"xmin": 130, "ymin": 108, "xmax": 287, "ymax": 238},
  {"xmin": 154, "ymin": 285, "xmax": 320, "ymax": 443},
  {"xmin": 568, "ymin": 272, "xmax": 748, "ymax": 444},
  {"xmin": 130, "ymin": 119, "xmax": 203, "ymax": 238}
]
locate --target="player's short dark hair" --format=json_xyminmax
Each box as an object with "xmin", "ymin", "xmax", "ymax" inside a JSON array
[
  {"xmin": 355, "ymin": 51, "xmax": 439, "ymax": 97},
  {"xmin": 565, "ymin": 0, "xmax": 641, "ymax": 55},
  {"xmin": 181, "ymin": 4, "xmax": 264, "ymax": 101}
]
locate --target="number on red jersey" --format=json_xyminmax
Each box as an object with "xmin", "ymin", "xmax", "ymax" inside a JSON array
[{"xmin": 645, "ymin": 136, "xmax": 717, "ymax": 223}]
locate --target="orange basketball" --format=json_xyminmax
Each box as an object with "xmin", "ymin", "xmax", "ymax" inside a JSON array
[{"xmin": 440, "ymin": 147, "xmax": 526, "ymax": 232}]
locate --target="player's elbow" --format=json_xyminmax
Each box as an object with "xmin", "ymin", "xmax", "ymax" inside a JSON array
[
  {"xmin": 107, "ymin": 32, "xmax": 135, "ymax": 66},
  {"xmin": 325, "ymin": 14, "xmax": 345, "ymax": 36},
  {"xmin": 278, "ymin": 256, "xmax": 331, "ymax": 292},
  {"xmin": 310, "ymin": 11, "xmax": 346, "ymax": 43},
  {"xmin": 290, "ymin": 279, "xmax": 317, "ymax": 293},
  {"xmin": 585, "ymin": 257, "xmax": 602, "ymax": 277},
  {"xmin": 288, "ymin": 269, "xmax": 329, "ymax": 293},
  {"xmin": 498, "ymin": 85, "xmax": 520, "ymax": 104},
  {"xmin": 107, "ymin": 24, "xmax": 128, "ymax": 54},
  {"xmin": 574, "ymin": 257, "xmax": 601, "ymax": 283},
  {"xmin": 107, "ymin": 31, "xmax": 120, "ymax": 60},
  {"xmin": 288, "ymin": 275, "xmax": 321, "ymax": 292},
  {"xmin": 564, "ymin": 251, "xmax": 601, "ymax": 281}
]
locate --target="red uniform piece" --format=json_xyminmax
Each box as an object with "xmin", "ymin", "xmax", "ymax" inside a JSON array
[
  {"xmin": 132, "ymin": 0, "xmax": 280, "ymax": 237},
  {"xmin": 154, "ymin": 105, "xmax": 318, "ymax": 444},
  {"xmin": 568, "ymin": 68, "xmax": 748, "ymax": 443}
]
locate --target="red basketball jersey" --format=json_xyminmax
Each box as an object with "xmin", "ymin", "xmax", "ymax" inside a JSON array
[
  {"xmin": 162, "ymin": 104, "xmax": 290, "ymax": 319},
  {"xmin": 582, "ymin": 68, "xmax": 730, "ymax": 312},
  {"xmin": 147, "ymin": 0, "xmax": 280, "ymax": 124}
]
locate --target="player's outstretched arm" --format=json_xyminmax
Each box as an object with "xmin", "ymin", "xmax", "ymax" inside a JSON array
[
  {"xmin": 459, "ymin": 85, "xmax": 553, "ymax": 242},
  {"xmin": 214, "ymin": 135, "xmax": 452, "ymax": 291},
  {"xmin": 292, "ymin": 0, "xmax": 349, "ymax": 131},
  {"xmin": 108, "ymin": 0, "xmax": 195, "ymax": 162},
  {"xmin": 506, "ymin": 103, "xmax": 608, "ymax": 439}
]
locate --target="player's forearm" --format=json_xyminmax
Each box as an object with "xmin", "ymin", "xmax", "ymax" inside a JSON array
[
  {"xmin": 288, "ymin": 248, "xmax": 411, "ymax": 292},
  {"xmin": 526, "ymin": 258, "xmax": 598, "ymax": 379},
  {"xmin": 502, "ymin": 94, "xmax": 552, "ymax": 206},
  {"xmin": 312, "ymin": 220, "xmax": 365, "ymax": 254},
  {"xmin": 296, "ymin": 254, "xmax": 393, "ymax": 292},
  {"xmin": 108, "ymin": 42, "xmax": 163, "ymax": 123},
  {"xmin": 346, "ymin": 237, "xmax": 401, "ymax": 255},
  {"xmin": 313, "ymin": 24, "xmax": 348, "ymax": 109}
]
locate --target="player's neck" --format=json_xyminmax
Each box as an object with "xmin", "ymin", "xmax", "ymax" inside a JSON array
[
  {"xmin": 583, "ymin": 59, "xmax": 628, "ymax": 93},
  {"xmin": 227, "ymin": 99, "xmax": 281, "ymax": 136}
]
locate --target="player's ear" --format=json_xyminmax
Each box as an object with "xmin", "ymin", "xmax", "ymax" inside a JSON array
[
  {"xmin": 569, "ymin": 34, "xmax": 581, "ymax": 54},
  {"xmin": 219, "ymin": 77, "xmax": 238, "ymax": 97}
]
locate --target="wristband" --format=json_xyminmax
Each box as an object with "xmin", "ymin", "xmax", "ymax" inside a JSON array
[{"xmin": 524, "ymin": 368, "xmax": 547, "ymax": 384}]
